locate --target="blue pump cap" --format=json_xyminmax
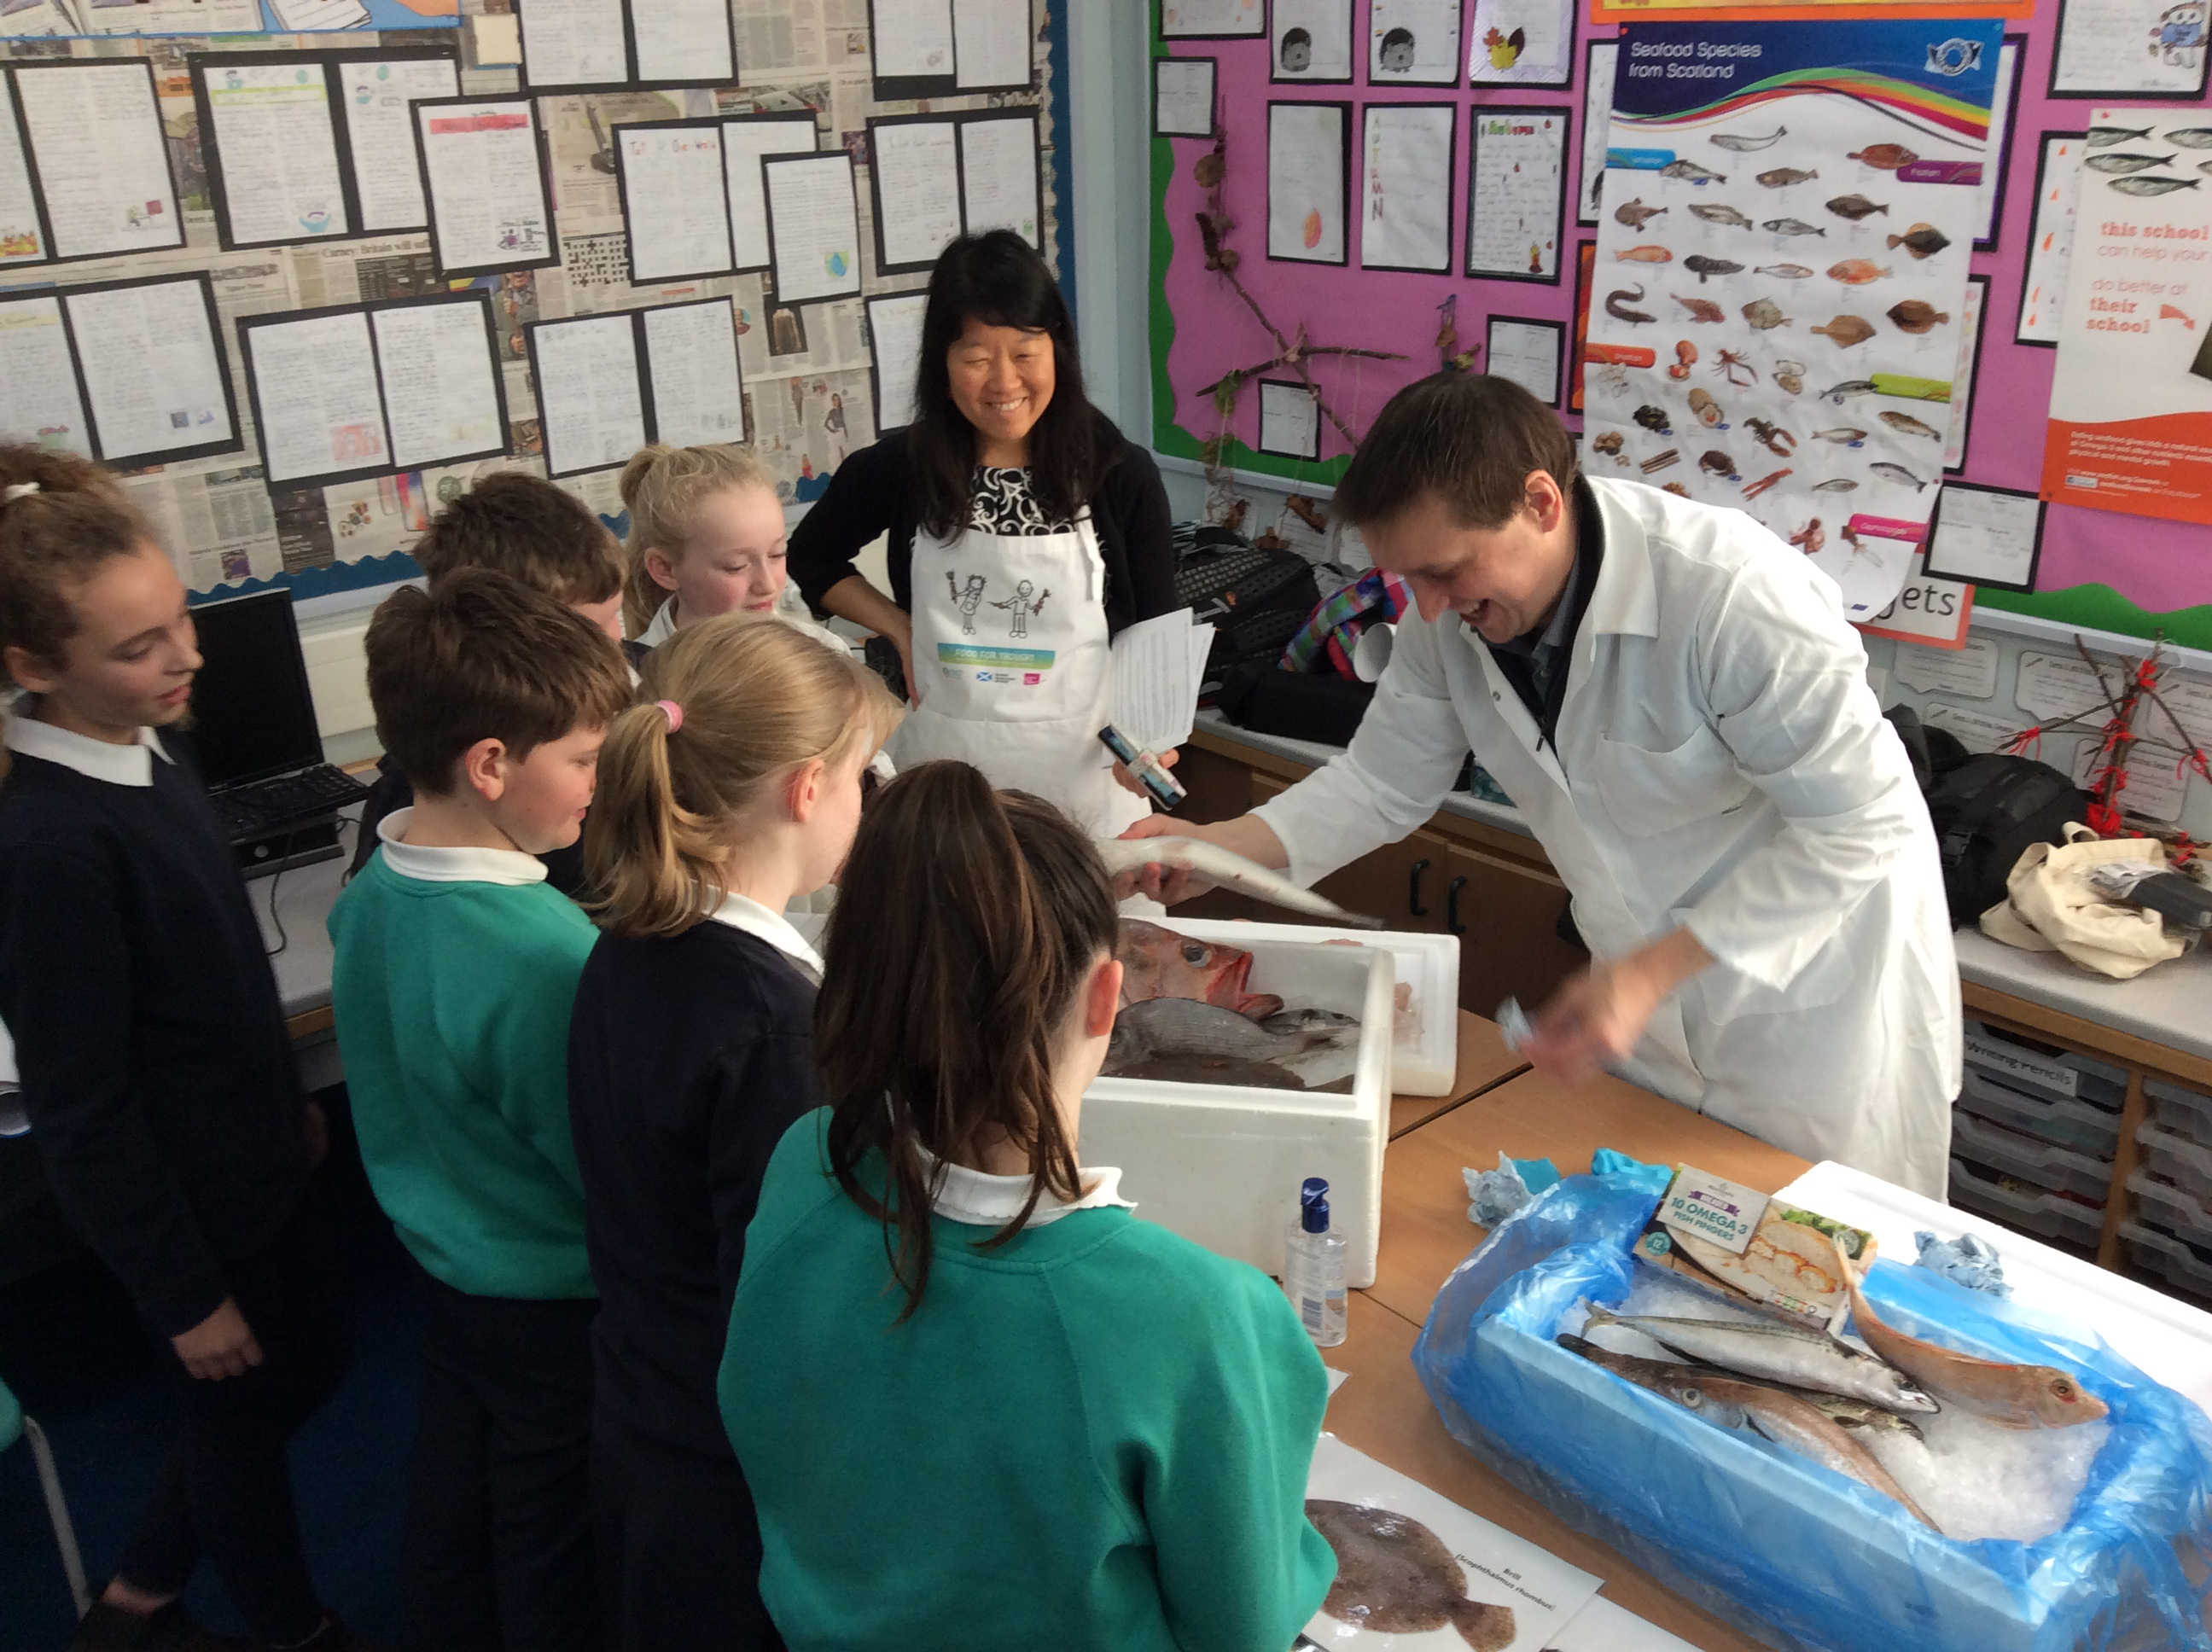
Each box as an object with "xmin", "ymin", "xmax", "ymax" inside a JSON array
[{"xmin": 1300, "ymin": 1176, "xmax": 1330, "ymax": 1234}]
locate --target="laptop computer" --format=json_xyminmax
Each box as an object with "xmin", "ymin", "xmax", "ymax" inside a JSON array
[{"xmin": 189, "ymin": 589, "xmax": 368, "ymax": 875}]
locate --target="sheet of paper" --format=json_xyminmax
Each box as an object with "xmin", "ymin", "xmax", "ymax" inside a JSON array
[
  {"xmin": 1162, "ymin": 0, "xmax": 1262, "ymax": 34},
  {"xmin": 1973, "ymin": 38, "xmax": 2019, "ymax": 245},
  {"xmin": 203, "ymin": 60, "xmax": 349, "ymax": 247},
  {"xmin": 1369, "ymin": 0, "xmax": 1462, "ymax": 84},
  {"xmin": 520, "ymin": 0, "xmax": 628, "ymax": 89},
  {"xmin": 0, "ymin": 75, "xmax": 44, "ymax": 266},
  {"xmin": 247, "ymin": 310, "xmax": 389, "ymax": 483},
  {"xmin": 620, "ymin": 125, "xmax": 733, "ymax": 281},
  {"xmin": 373, "ymin": 300, "xmax": 504, "ymax": 469},
  {"xmin": 1924, "ymin": 701, "xmax": 2023, "ymax": 753},
  {"xmin": 1488, "ymin": 317, "xmax": 1561, "ymax": 404},
  {"xmin": 2017, "ymin": 134, "xmax": 2082, "ymax": 345},
  {"xmin": 635, "ymin": 0, "xmax": 734, "ymax": 84},
  {"xmin": 1360, "ymin": 102, "xmax": 1452, "ymax": 272},
  {"xmin": 79, "ymin": 0, "xmax": 259, "ymax": 31},
  {"xmin": 871, "ymin": 118, "xmax": 963, "ymax": 269},
  {"xmin": 1941, "ymin": 278, "xmax": 1986, "ymax": 471},
  {"xmin": 15, "ymin": 64, "xmax": 182, "ymax": 261},
  {"xmin": 959, "ymin": 112, "xmax": 1039, "ymax": 248},
  {"xmin": 866, "ymin": 291, "xmax": 928, "ymax": 428},
  {"xmin": 534, "ymin": 314, "xmax": 647, "ymax": 477},
  {"xmin": 1154, "ymin": 58, "xmax": 1215, "ymax": 137},
  {"xmin": 953, "ymin": 0, "xmax": 1030, "ymax": 89},
  {"xmin": 1304, "ymin": 1434, "xmax": 1602, "ymax": 1650},
  {"xmin": 764, "ymin": 152, "xmax": 860, "ymax": 303},
  {"xmin": 1576, "ymin": 41, "xmax": 1617, "ymax": 223},
  {"xmin": 2073, "ymin": 731, "xmax": 2191, "ymax": 821},
  {"xmin": 1544, "ymin": 1597, "xmax": 1701, "ymax": 1652},
  {"xmin": 1272, "ymin": 0, "xmax": 1353, "ymax": 80},
  {"xmin": 0, "ymin": 294, "xmax": 91, "ymax": 458},
  {"xmin": 1257, "ymin": 378, "xmax": 1320, "ymax": 459},
  {"xmin": 1924, "ymin": 486, "xmax": 2042, "ymax": 589},
  {"xmin": 0, "ymin": 0, "xmax": 81, "ymax": 36},
  {"xmin": 1324, "ymin": 1366, "xmax": 1349, "ymax": 1397},
  {"xmin": 1468, "ymin": 0, "xmax": 1572, "ymax": 86},
  {"xmin": 2054, "ymin": 0, "xmax": 2207, "ymax": 95},
  {"xmin": 419, "ymin": 99, "xmax": 553, "ymax": 273},
  {"xmin": 642, "ymin": 300, "xmax": 747, "ymax": 449},
  {"xmin": 1468, "ymin": 108, "xmax": 1564, "ymax": 280},
  {"xmin": 1112, "ymin": 608, "xmax": 1208, "ymax": 750},
  {"xmin": 269, "ymin": 0, "xmax": 374, "ymax": 26},
  {"xmin": 473, "ymin": 12, "xmax": 522, "ymax": 62},
  {"xmin": 723, "ymin": 114, "xmax": 818, "ymax": 270},
  {"xmin": 873, "ymin": 0, "xmax": 955, "ymax": 79},
  {"xmin": 337, "ymin": 55, "xmax": 459, "ymax": 233},
  {"xmin": 1893, "ymin": 634, "xmax": 1998, "ymax": 697},
  {"xmin": 2016, "ymin": 649, "xmax": 2117, "ymax": 721},
  {"xmin": 1267, "ymin": 102, "xmax": 1346, "ymax": 263},
  {"xmin": 67, "ymin": 278, "xmax": 233, "ymax": 464}
]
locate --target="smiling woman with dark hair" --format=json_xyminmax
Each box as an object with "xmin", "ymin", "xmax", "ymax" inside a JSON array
[{"xmin": 787, "ymin": 230, "xmax": 1179, "ymax": 835}]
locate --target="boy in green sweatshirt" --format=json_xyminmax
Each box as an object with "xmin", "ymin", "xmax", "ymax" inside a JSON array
[{"xmin": 329, "ymin": 569, "xmax": 632, "ymax": 1652}]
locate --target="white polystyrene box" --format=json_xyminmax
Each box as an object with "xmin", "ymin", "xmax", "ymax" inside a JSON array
[{"xmin": 1081, "ymin": 919, "xmax": 1395, "ymax": 1289}]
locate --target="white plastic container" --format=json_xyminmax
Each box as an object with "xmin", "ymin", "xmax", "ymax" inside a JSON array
[
  {"xmin": 2145, "ymin": 1076, "xmax": 2212, "ymax": 1152},
  {"xmin": 2127, "ymin": 1169, "xmax": 2212, "ymax": 1249},
  {"xmin": 1238, "ymin": 922, "xmax": 1460, "ymax": 1095},
  {"xmin": 1947, "ymin": 1155, "xmax": 2104, "ymax": 1253},
  {"xmin": 1949, "ymin": 1111, "xmax": 2114, "ymax": 1203},
  {"xmin": 2137, "ymin": 1121, "xmax": 2212, "ymax": 1207},
  {"xmin": 1960, "ymin": 1019, "xmax": 2127, "ymax": 1110},
  {"xmin": 1083, "ymin": 919, "xmax": 1395, "ymax": 1289},
  {"xmin": 1953, "ymin": 1068, "xmax": 2120, "ymax": 1160},
  {"xmin": 2118, "ymin": 1219, "xmax": 2212, "ymax": 1309}
]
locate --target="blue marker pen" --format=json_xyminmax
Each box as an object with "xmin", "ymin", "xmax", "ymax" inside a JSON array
[{"xmin": 1097, "ymin": 724, "xmax": 1186, "ymax": 811}]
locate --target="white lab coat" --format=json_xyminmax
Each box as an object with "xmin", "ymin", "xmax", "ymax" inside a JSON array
[{"xmin": 1253, "ymin": 477, "xmax": 1959, "ymax": 1196}]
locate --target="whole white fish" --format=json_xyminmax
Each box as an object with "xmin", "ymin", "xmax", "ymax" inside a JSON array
[
  {"xmin": 1094, "ymin": 836, "xmax": 1383, "ymax": 927},
  {"xmin": 1584, "ymin": 1304, "xmax": 1938, "ymax": 1413}
]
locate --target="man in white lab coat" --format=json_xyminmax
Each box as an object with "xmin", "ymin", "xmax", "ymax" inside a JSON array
[{"xmin": 1126, "ymin": 374, "xmax": 1959, "ymax": 1196}]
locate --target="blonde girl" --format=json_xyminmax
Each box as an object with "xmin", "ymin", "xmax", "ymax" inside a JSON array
[{"xmin": 565, "ymin": 612, "xmax": 898, "ymax": 1652}]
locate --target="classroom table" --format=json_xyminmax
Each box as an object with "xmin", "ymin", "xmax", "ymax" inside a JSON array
[{"xmin": 1336, "ymin": 1017, "xmax": 1813, "ymax": 1652}]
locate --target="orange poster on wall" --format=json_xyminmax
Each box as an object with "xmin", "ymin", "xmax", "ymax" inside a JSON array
[{"xmin": 2040, "ymin": 106, "xmax": 2212, "ymax": 528}]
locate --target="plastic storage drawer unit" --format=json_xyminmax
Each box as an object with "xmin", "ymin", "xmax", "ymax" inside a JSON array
[
  {"xmin": 1961, "ymin": 1019, "xmax": 2128, "ymax": 1110},
  {"xmin": 2138, "ymin": 1123, "xmax": 2212, "ymax": 1208},
  {"xmin": 2145, "ymin": 1078, "xmax": 2212, "ymax": 1154},
  {"xmin": 1948, "ymin": 1155, "xmax": 2104, "ymax": 1253},
  {"xmin": 1951, "ymin": 1111, "xmax": 2114, "ymax": 1203},
  {"xmin": 2128, "ymin": 1170, "xmax": 2212, "ymax": 1249},
  {"xmin": 2117, "ymin": 1219, "xmax": 2212, "ymax": 1307},
  {"xmin": 1954, "ymin": 1069, "xmax": 2120, "ymax": 1160}
]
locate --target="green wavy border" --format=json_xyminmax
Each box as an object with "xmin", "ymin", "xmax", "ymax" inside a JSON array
[{"xmin": 1976, "ymin": 583, "xmax": 2212, "ymax": 653}]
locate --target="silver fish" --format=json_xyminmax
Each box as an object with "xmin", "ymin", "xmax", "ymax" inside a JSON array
[
  {"xmin": 2108, "ymin": 175, "xmax": 2201, "ymax": 197},
  {"xmin": 1755, "ymin": 263, "xmax": 1814, "ymax": 279},
  {"xmin": 2170, "ymin": 128, "xmax": 2212, "ymax": 150},
  {"xmin": 1106, "ymin": 998, "xmax": 1330, "ymax": 1067},
  {"xmin": 1813, "ymin": 478, "xmax": 1860, "ymax": 492},
  {"xmin": 1582, "ymin": 1305, "xmax": 1938, "ymax": 1413},
  {"xmin": 1870, "ymin": 462, "xmax": 1928, "ymax": 491},
  {"xmin": 1761, "ymin": 218, "xmax": 1826, "ymax": 237},
  {"xmin": 2087, "ymin": 125, "xmax": 2155, "ymax": 148},
  {"xmin": 1879, "ymin": 410, "xmax": 1942, "ymax": 441},
  {"xmin": 1819, "ymin": 379, "xmax": 1877, "ymax": 403},
  {"xmin": 1260, "ymin": 1007, "xmax": 1361, "ymax": 1038},
  {"xmin": 1689, "ymin": 202, "xmax": 1755, "ymax": 227},
  {"xmin": 1662, "ymin": 158, "xmax": 1727, "ymax": 185},
  {"xmin": 1812, "ymin": 426, "xmax": 1868, "ymax": 442},
  {"xmin": 1711, "ymin": 127, "xmax": 1786, "ymax": 152},
  {"xmin": 1803, "ymin": 1394, "xmax": 1927, "ymax": 1443},
  {"xmin": 1094, "ymin": 837, "xmax": 1383, "ymax": 927},
  {"xmin": 2085, "ymin": 151, "xmax": 2177, "ymax": 176}
]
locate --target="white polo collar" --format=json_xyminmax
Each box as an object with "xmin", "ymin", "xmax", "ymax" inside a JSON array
[
  {"xmin": 375, "ymin": 807, "xmax": 549, "ymax": 886},
  {"xmin": 3, "ymin": 712, "xmax": 172, "ymax": 787},
  {"xmin": 638, "ymin": 596, "xmax": 679, "ymax": 647},
  {"xmin": 916, "ymin": 1141, "xmax": 1137, "ymax": 1229},
  {"xmin": 705, "ymin": 889, "xmax": 825, "ymax": 978}
]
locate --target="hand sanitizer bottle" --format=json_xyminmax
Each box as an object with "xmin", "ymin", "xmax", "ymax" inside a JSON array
[{"xmin": 1284, "ymin": 1177, "xmax": 1348, "ymax": 1347}]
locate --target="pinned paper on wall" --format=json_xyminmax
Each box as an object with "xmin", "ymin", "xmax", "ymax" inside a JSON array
[
  {"xmin": 1575, "ymin": 40, "xmax": 1617, "ymax": 226},
  {"xmin": 866, "ymin": 291, "xmax": 930, "ymax": 430},
  {"xmin": 1271, "ymin": 0, "xmax": 1353, "ymax": 82},
  {"xmin": 1161, "ymin": 0, "xmax": 1265, "ymax": 38},
  {"xmin": 761, "ymin": 150, "xmax": 863, "ymax": 305},
  {"xmin": 414, "ymin": 95, "xmax": 557, "ymax": 277},
  {"xmin": 195, "ymin": 57, "xmax": 350, "ymax": 250},
  {"xmin": 528, "ymin": 311, "xmax": 648, "ymax": 479},
  {"xmin": 2016, "ymin": 133, "xmax": 2083, "ymax": 346},
  {"xmin": 1467, "ymin": 0, "xmax": 1573, "ymax": 89},
  {"xmin": 959, "ymin": 109, "xmax": 1042, "ymax": 249},
  {"xmin": 0, "ymin": 74, "xmax": 46, "ymax": 266},
  {"xmin": 64, "ymin": 275, "xmax": 238, "ymax": 468},
  {"xmin": 1893, "ymin": 634, "xmax": 2000, "ymax": 698},
  {"xmin": 1359, "ymin": 102, "xmax": 1453, "ymax": 275},
  {"xmin": 1266, "ymin": 100, "xmax": 1348, "ymax": 265},
  {"xmin": 1466, "ymin": 106, "xmax": 1564, "ymax": 283},
  {"xmin": 1368, "ymin": 0, "xmax": 1464, "ymax": 85},
  {"xmin": 1973, "ymin": 38, "xmax": 2025, "ymax": 248},
  {"xmin": 723, "ymin": 113, "xmax": 820, "ymax": 272},
  {"xmin": 2051, "ymin": 0, "xmax": 2211, "ymax": 97},
  {"xmin": 614, "ymin": 120, "xmax": 735, "ymax": 284},
  {"xmin": 1154, "ymin": 56, "xmax": 1217, "ymax": 135},
  {"xmin": 1859, "ymin": 556, "xmax": 1976, "ymax": 650},
  {"xmin": 1487, "ymin": 315, "xmax": 1564, "ymax": 406},
  {"xmin": 868, "ymin": 114, "xmax": 965, "ymax": 273},
  {"xmin": 1941, "ymin": 275, "xmax": 1988, "ymax": 474},
  {"xmin": 335, "ymin": 51, "xmax": 461, "ymax": 234},
  {"xmin": 14, "ymin": 61, "xmax": 183, "ymax": 262},
  {"xmin": 641, "ymin": 298, "xmax": 747, "ymax": 451},
  {"xmin": 1256, "ymin": 376, "xmax": 1322, "ymax": 459},
  {"xmin": 0, "ymin": 294, "xmax": 90, "ymax": 457},
  {"xmin": 1923, "ymin": 482, "xmax": 2046, "ymax": 591},
  {"xmin": 1924, "ymin": 701, "xmax": 2025, "ymax": 753}
]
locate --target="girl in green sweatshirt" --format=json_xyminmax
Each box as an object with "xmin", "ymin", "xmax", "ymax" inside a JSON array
[{"xmin": 718, "ymin": 760, "xmax": 1336, "ymax": 1650}]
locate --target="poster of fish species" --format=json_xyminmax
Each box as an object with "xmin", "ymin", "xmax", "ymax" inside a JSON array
[
  {"xmin": 1580, "ymin": 20, "xmax": 2000, "ymax": 625},
  {"xmin": 1302, "ymin": 1434, "xmax": 1601, "ymax": 1650},
  {"xmin": 2040, "ymin": 106, "xmax": 2212, "ymax": 527}
]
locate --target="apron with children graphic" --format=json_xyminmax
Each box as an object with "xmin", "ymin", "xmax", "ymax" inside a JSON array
[{"xmin": 896, "ymin": 511, "xmax": 1144, "ymax": 836}]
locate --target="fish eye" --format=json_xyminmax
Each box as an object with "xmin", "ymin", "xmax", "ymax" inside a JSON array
[
  {"xmin": 2052, "ymin": 1378, "xmax": 2075, "ymax": 1399},
  {"xmin": 1180, "ymin": 942, "xmax": 1208, "ymax": 965}
]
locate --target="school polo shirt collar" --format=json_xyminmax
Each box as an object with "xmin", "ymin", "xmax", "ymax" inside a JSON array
[
  {"xmin": 705, "ymin": 889, "xmax": 825, "ymax": 980},
  {"xmin": 915, "ymin": 1142, "xmax": 1138, "ymax": 1229},
  {"xmin": 3, "ymin": 713, "xmax": 172, "ymax": 787},
  {"xmin": 375, "ymin": 807, "xmax": 549, "ymax": 886}
]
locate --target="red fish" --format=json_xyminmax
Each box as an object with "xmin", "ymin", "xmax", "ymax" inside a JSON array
[{"xmin": 1116, "ymin": 921, "xmax": 1281, "ymax": 1018}]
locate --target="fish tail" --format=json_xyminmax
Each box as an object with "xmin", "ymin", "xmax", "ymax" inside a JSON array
[
  {"xmin": 1582, "ymin": 1302, "xmax": 1620, "ymax": 1330},
  {"xmin": 1447, "ymin": 1598, "xmax": 1518, "ymax": 1652},
  {"xmin": 1556, "ymin": 1332, "xmax": 1598, "ymax": 1356}
]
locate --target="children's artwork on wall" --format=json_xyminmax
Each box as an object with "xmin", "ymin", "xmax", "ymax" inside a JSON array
[
  {"xmin": 1575, "ymin": 39, "xmax": 1616, "ymax": 225},
  {"xmin": 1487, "ymin": 314, "xmax": 1564, "ymax": 404},
  {"xmin": 1469, "ymin": 0, "xmax": 1573, "ymax": 88},
  {"xmin": 1359, "ymin": 102, "xmax": 1454, "ymax": 273},
  {"xmin": 2049, "ymin": 0, "xmax": 2209, "ymax": 96},
  {"xmin": 1155, "ymin": 55, "xmax": 1218, "ymax": 133},
  {"xmin": 1161, "ymin": 0, "xmax": 1264, "ymax": 40},
  {"xmin": 2016, "ymin": 131, "xmax": 2084, "ymax": 345},
  {"xmin": 1369, "ymin": 0, "xmax": 1465, "ymax": 86},
  {"xmin": 1267, "ymin": 100, "xmax": 1351, "ymax": 265},
  {"xmin": 1272, "ymin": 0, "xmax": 1355, "ymax": 84},
  {"xmin": 1465, "ymin": 105, "xmax": 1565, "ymax": 282}
]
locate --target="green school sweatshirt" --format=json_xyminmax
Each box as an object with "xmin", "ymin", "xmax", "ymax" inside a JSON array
[
  {"xmin": 719, "ymin": 1112, "xmax": 1336, "ymax": 1652},
  {"xmin": 329, "ymin": 847, "xmax": 596, "ymax": 1300}
]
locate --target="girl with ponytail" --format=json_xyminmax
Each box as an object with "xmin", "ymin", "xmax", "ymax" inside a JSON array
[
  {"xmin": 716, "ymin": 761, "xmax": 1336, "ymax": 1651},
  {"xmin": 565, "ymin": 610, "xmax": 897, "ymax": 1650}
]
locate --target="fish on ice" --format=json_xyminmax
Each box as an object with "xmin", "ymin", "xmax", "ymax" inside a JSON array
[
  {"xmin": 1580, "ymin": 1304, "xmax": 1937, "ymax": 1413},
  {"xmin": 1115, "ymin": 919, "xmax": 1278, "ymax": 1016},
  {"xmin": 1095, "ymin": 837, "xmax": 1382, "ymax": 927},
  {"xmin": 1103, "ymin": 997, "xmax": 1341, "ymax": 1070}
]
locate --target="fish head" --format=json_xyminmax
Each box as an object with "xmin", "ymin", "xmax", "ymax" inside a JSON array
[
  {"xmin": 1875, "ymin": 1368, "xmax": 1943, "ymax": 1414},
  {"xmin": 1656, "ymin": 1373, "xmax": 1751, "ymax": 1430},
  {"xmin": 1115, "ymin": 920, "xmax": 1266, "ymax": 1013},
  {"xmin": 2023, "ymin": 1367, "xmax": 2109, "ymax": 1427}
]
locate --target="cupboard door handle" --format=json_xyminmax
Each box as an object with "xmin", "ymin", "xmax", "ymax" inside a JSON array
[
  {"xmin": 1446, "ymin": 875, "xmax": 1469, "ymax": 936},
  {"xmin": 1408, "ymin": 858, "xmax": 1431, "ymax": 917}
]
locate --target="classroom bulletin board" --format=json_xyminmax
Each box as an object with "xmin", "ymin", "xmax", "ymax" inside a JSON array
[
  {"xmin": 1149, "ymin": 0, "xmax": 2212, "ymax": 649},
  {"xmin": 0, "ymin": 0, "xmax": 1070, "ymax": 602}
]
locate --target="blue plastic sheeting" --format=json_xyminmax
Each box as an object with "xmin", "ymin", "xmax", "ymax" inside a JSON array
[{"xmin": 1411, "ymin": 1175, "xmax": 2212, "ymax": 1652}]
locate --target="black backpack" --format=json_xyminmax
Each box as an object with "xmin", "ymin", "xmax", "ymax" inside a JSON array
[
  {"xmin": 1921, "ymin": 748, "xmax": 2090, "ymax": 928},
  {"xmin": 1171, "ymin": 525, "xmax": 1323, "ymax": 690}
]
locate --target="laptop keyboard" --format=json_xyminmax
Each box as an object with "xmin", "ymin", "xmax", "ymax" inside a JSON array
[{"xmin": 211, "ymin": 765, "xmax": 370, "ymax": 840}]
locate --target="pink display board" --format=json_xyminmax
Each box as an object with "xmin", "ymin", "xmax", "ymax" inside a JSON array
[{"xmin": 1150, "ymin": 2, "xmax": 2212, "ymax": 646}]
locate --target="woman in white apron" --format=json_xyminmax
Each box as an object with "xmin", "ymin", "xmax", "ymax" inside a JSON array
[{"xmin": 787, "ymin": 231, "xmax": 1180, "ymax": 836}]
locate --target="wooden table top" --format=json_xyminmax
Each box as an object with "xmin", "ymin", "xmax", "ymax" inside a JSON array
[
  {"xmin": 1388, "ymin": 1014, "xmax": 1525, "ymax": 1139},
  {"xmin": 1369, "ymin": 1055, "xmax": 1813, "ymax": 1327}
]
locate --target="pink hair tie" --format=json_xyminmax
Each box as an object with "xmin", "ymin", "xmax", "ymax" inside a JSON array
[{"xmin": 656, "ymin": 700, "xmax": 684, "ymax": 732}]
